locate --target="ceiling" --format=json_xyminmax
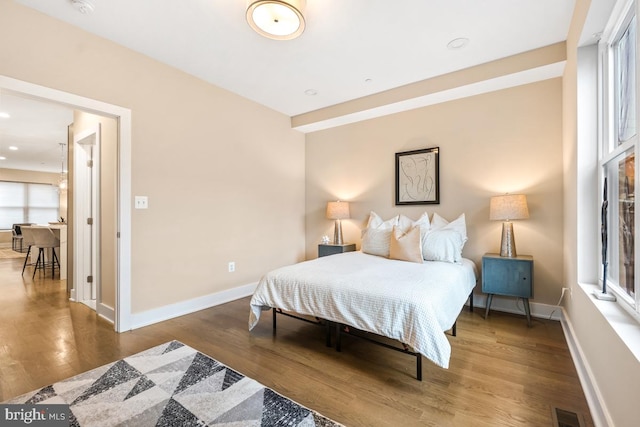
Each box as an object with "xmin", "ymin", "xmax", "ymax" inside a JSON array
[
  {"xmin": 1, "ymin": 0, "xmax": 614, "ymax": 172},
  {"xmin": 0, "ymin": 93, "xmax": 72, "ymax": 173}
]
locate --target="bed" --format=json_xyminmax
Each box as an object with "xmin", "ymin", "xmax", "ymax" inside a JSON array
[{"xmin": 248, "ymin": 250, "xmax": 477, "ymax": 378}]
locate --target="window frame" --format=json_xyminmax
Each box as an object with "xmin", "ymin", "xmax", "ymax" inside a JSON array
[{"xmin": 599, "ymin": 0, "xmax": 640, "ymax": 314}]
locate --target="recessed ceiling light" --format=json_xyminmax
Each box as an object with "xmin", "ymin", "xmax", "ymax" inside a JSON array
[
  {"xmin": 364, "ymin": 78, "xmax": 373, "ymax": 83},
  {"xmin": 304, "ymin": 89, "xmax": 317, "ymax": 96},
  {"xmin": 8, "ymin": 146, "xmax": 18, "ymax": 151},
  {"xmin": 0, "ymin": 112, "xmax": 9, "ymax": 119},
  {"xmin": 447, "ymin": 37, "xmax": 469, "ymax": 50}
]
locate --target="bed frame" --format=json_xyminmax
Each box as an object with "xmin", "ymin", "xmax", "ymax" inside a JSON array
[{"xmin": 271, "ymin": 292, "xmax": 474, "ymax": 381}]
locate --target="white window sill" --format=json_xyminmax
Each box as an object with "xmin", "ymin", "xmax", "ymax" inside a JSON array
[{"xmin": 578, "ymin": 283, "xmax": 640, "ymax": 363}]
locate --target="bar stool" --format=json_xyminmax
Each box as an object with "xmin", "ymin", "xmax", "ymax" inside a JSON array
[
  {"xmin": 20, "ymin": 226, "xmax": 36, "ymax": 276},
  {"xmin": 30, "ymin": 227, "xmax": 60, "ymax": 279},
  {"xmin": 12, "ymin": 224, "xmax": 23, "ymax": 252}
]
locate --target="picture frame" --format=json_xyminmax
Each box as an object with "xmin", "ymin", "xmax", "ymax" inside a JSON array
[{"xmin": 395, "ymin": 147, "xmax": 439, "ymax": 205}]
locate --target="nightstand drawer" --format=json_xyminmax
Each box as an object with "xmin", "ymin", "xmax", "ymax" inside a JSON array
[
  {"xmin": 318, "ymin": 243, "xmax": 356, "ymax": 257},
  {"xmin": 482, "ymin": 254, "xmax": 533, "ymax": 298}
]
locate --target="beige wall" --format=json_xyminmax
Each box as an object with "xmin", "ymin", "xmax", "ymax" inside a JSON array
[
  {"xmin": 0, "ymin": 168, "xmax": 60, "ymax": 185},
  {"xmin": 305, "ymin": 79, "xmax": 564, "ymax": 305},
  {"xmin": 0, "ymin": 1, "xmax": 305, "ymax": 314}
]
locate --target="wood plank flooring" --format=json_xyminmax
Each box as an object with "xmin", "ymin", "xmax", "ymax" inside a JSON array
[{"xmin": 0, "ymin": 256, "xmax": 594, "ymax": 426}]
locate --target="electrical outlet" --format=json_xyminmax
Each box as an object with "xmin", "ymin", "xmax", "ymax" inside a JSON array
[
  {"xmin": 134, "ymin": 196, "xmax": 148, "ymax": 209},
  {"xmin": 228, "ymin": 262, "xmax": 235, "ymax": 273}
]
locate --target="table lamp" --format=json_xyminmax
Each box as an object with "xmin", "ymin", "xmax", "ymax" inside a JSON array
[
  {"xmin": 490, "ymin": 194, "xmax": 529, "ymax": 257},
  {"xmin": 326, "ymin": 201, "xmax": 350, "ymax": 245}
]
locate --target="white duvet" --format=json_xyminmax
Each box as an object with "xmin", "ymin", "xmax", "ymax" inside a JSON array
[{"xmin": 249, "ymin": 251, "xmax": 476, "ymax": 369}]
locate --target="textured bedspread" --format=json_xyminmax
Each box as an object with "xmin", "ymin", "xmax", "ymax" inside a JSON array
[{"xmin": 249, "ymin": 251, "xmax": 476, "ymax": 368}]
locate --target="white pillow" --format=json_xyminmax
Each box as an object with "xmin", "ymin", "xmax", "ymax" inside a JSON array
[
  {"xmin": 365, "ymin": 211, "xmax": 398, "ymax": 229},
  {"xmin": 422, "ymin": 229, "xmax": 464, "ymax": 263},
  {"xmin": 389, "ymin": 225, "xmax": 424, "ymax": 263},
  {"xmin": 398, "ymin": 212, "xmax": 430, "ymax": 232},
  {"xmin": 430, "ymin": 213, "xmax": 468, "ymax": 244},
  {"xmin": 361, "ymin": 212, "xmax": 398, "ymax": 257}
]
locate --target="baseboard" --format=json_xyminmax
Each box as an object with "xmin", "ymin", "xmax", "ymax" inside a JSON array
[
  {"xmin": 470, "ymin": 293, "xmax": 563, "ymax": 321},
  {"xmin": 560, "ymin": 308, "xmax": 611, "ymax": 427},
  {"xmin": 130, "ymin": 282, "xmax": 258, "ymax": 330},
  {"xmin": 97, "ymin": 302, "xmax": 114, "ymax": 324}
]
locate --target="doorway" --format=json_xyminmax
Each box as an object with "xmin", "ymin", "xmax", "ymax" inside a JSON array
[{"xmin": 0, "ymin": 74, "xmax": 132, "ymax": 332}]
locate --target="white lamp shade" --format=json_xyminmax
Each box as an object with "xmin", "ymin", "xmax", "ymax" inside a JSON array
[
  {"xmin": 326, "ymin": 201, "xmax": 350, "ymax": 220},
  {"xmin": 489, "ymin": 194, "xmax": 529, "ymax": 221},
  {"xmin": 246, "ymin": 0, "xmax": 306, "ymax": 40}
]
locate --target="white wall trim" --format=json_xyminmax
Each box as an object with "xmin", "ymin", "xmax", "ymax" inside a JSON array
[
  {"xmin": 561, "ymin": 307, "xmax": 612, "ymax": 427},
  {"xmin": 130, "ymin": 283, "xmax": 258, "ymax": 330},
  {"xmin": 471, "ymin": 293, "xmax": 564, "ymax": 321},
  {"xmin": 97, "ymin": 302, "xmax": 115, "ymax": 324}
]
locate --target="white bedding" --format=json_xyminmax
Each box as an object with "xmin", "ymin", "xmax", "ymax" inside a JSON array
[{"xmin": 249, "ymin": 251, "xmax": 477, "ymax": 369}]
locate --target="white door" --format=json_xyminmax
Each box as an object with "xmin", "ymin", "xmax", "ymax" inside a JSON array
[{"xmin": 73, "ymin": 125, "xmax": 100, "ymax": 306}]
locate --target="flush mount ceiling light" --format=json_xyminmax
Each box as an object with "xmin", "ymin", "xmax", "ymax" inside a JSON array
[{"xmin": 246, "ymin": 0, "xmax": 306, "ymax": 40}]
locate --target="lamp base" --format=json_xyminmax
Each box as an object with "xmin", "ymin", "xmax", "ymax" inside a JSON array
[
  {"xmin": 333, "ymin": 219, "xmax": 343, "ymax": 245},
  {"xmin": 500, "ymin": 221, "xmax": 517, "ymax": 257}
]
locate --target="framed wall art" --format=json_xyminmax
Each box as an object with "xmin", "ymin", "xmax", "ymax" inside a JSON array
[{"xmin": 395, "ymin": 147, "xmax": 439, "ymax": 205}]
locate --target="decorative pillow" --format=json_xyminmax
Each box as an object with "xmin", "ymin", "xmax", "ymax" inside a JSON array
[
  {"xmin": 389, "ymin": 225, "xmax": 424, "ymax": 263},
  {"xmin": 398, "ymin": 212, "xmax": 431, "ymax": 254},
  {"xmin": 365, "ymin": 211, "xmax": 398, "ymax": 230},
  {"xmin": 398, "ymin": 212, "xmax": 430, "ymax": 232},
  {"xmin": 361, "ymin": 212, "xmax": 398, "ymax": 257},
  {"xmin": 430, "ymin": 213, "xmax": 468, "ymax": 244},
  {"xmin": 422, "ymin": 229, "xmax": 464, "ymax": 263}
]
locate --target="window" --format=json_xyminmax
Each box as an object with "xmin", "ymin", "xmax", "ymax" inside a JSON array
[
  {"xmin": 600, "ymin": 0, "xmax": 639, "ymax": 312},
  {"xmin": 0, "ymin": 181, "xmax": 60, "ymax": 229}
]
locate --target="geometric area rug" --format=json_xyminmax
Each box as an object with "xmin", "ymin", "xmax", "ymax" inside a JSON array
[{"xmin": 3, "ymin": 341, "xmax": 343, "ymax": 426}]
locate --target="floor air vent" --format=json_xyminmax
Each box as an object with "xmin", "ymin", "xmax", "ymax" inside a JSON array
[{"xmin": 552, "ymin": 407, "xmax": 584, "ymax": 427}]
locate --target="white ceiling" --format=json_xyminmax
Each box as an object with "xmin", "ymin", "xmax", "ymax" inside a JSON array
[
  {"xmin": 1, "ymin": 0, "xmax": 615, "ymax": 172},
  {"xmin": 15, "ymin": 0, "xmax": 579, "ymax": 117},
  {"xmin": 0, "ymin": 93, "xmax": 72, "ymax": 173}
]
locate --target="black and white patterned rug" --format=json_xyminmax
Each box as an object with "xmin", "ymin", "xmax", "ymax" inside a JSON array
[{"xmin": 5, "ymin": 341, "xmax": 342, "ymax": 426}]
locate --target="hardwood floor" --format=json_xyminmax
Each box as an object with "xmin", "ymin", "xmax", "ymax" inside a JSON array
[{"xmin": 0, "ymin": 255, "xmax": 594, "ymax": 426}]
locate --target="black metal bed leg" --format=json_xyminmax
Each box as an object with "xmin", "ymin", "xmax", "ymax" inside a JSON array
[
  {"xmin": 469, "ymin": 292, "xmax": 474, "ymax": 312},
  {"xmin": 335, "ymin": 323, "xmax": 342, "ymax": 352},
  {"xmin": 416, "ymin": 355, "xmax": 422, "ymax": 381},
  {"xmin": 452, "ymin": 321, "xmax": 457, "ymax": 337},
  {"xmin": 325, "ymin": 320, "xmax": 332, "ymax": 347},
  {"xmin": 272, "ymin": 308, "xmax": 276, "ymax": 335}
]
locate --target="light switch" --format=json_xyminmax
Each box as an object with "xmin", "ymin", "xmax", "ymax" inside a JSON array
[{"xmin": 135, "ymin": 196, "xmax": 148, "ymax": 209}]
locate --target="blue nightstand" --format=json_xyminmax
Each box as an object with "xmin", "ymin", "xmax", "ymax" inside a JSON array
[{"xmin": 482, "ymin": 253, "xmax": 534, "ymax": 326}]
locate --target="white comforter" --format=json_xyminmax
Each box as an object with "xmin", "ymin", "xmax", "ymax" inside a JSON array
[{"xmin": 249, "ymin": 251, "xmax": 476, "ymax": 369}]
